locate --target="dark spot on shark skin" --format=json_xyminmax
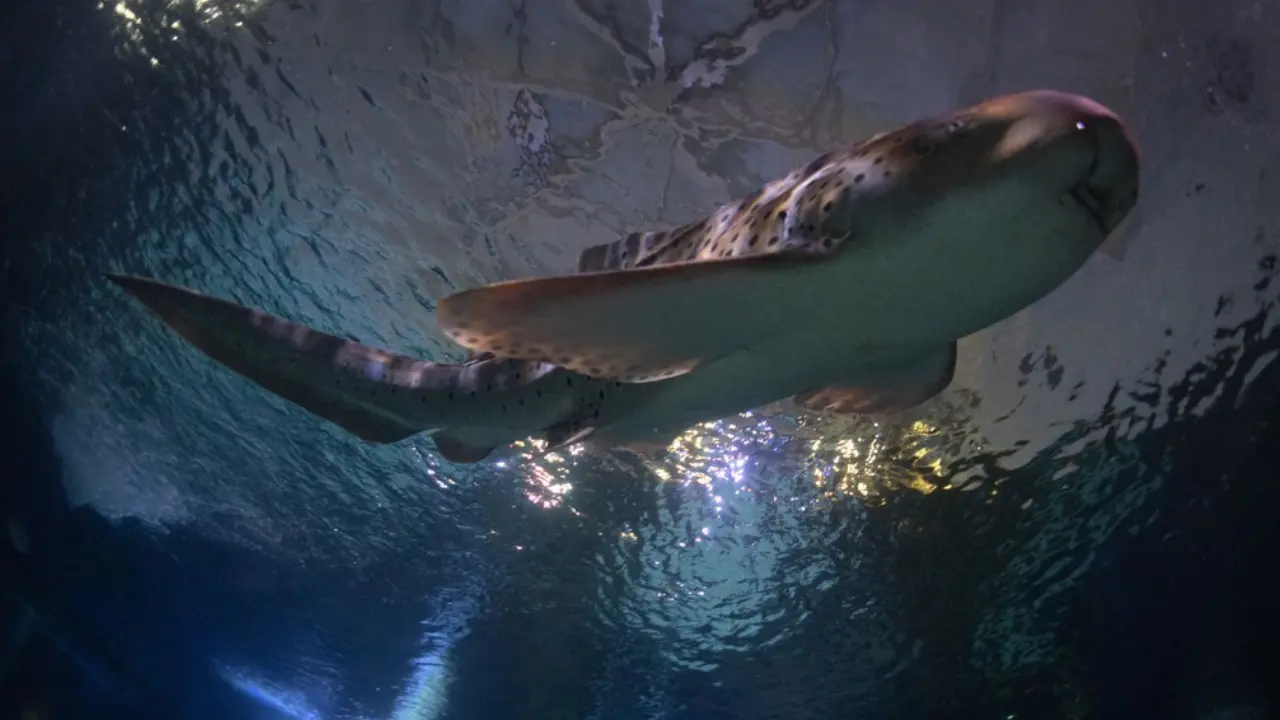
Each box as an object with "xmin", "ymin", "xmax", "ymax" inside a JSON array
[
  {"xmin": 854, "ymin": 173, "xmax": 865, "ymax": 184},
  {"xmin": 768, "ymin": 236, "xmax": 780, "ymax": 247}
]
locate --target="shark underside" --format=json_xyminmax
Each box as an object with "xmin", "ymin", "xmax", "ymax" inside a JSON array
[{"xmin": 106, "ymin": 90, "xmax": 1139, "ymax": 464}]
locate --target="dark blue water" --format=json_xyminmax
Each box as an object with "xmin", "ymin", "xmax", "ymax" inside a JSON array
[{"xmin": 2, "ymin": 0, "xmax": 1279, "ymax": 718}]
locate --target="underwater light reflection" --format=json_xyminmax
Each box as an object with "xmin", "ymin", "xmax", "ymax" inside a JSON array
[{"xmin": 217, "ymin": 663, "xmax": 324, "ymax": 720}]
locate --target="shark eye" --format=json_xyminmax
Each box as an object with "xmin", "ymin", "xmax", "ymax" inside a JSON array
[{"xmin": 912, "ymin": 136, "xmax": 936, "ymax": 156}]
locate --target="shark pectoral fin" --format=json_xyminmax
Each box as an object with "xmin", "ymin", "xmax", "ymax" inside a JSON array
[
  {"xmin": 108, "ymin": 274, "xmax": 445, "ymax": 444},
  {"xmin": 436, "ymin": 253, "xmax": 822, "ymax": 383},
  {"xmin": 794, "ymin": 343, "xmax": 957, "ymax": 415},
  {"xmin": 431, "ymin": 432, "xmax": 498, "ymax": 464}
]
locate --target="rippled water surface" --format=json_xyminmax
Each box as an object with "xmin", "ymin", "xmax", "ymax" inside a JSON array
[{"xmin": 2, "ymin": 0, "xmax": 1279, "ymax": 718}]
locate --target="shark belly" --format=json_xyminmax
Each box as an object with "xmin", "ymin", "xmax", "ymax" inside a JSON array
[
  {"xmin": 582, "ymin": 185, "xmax": 1094, "ymax": 449},
  {"xmin": 814, "ymin": 177, "xmax": 1105, "ymax": 347},
  {"xmin": 590, "ymin": 317, "xmax": 927, "ymax": 447}
]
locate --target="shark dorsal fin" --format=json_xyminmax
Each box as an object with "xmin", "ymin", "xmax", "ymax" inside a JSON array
[{"xmin": 577, "ymin": 220, "xmax": 709, "ymax": 273}]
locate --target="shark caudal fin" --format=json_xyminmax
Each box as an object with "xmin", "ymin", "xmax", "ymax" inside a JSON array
[{"xmin": 107, "ymin": 274, "xmax": 501, "ymax": 454}]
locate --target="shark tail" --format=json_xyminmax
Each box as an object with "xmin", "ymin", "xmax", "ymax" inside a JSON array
[{"xmin": 106, "ymin": 274, "xmax": 496, "ymax": 461}]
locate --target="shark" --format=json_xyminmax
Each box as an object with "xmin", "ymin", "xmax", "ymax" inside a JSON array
[{"xmin": 108, "ymin": 90, "xmax": 1140, "ymax": 464}]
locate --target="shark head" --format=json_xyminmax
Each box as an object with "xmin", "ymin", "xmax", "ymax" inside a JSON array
[
  {"xmin": 796, "ymin": 89, "xmax": 1143, "ymax": 342},
  {"xmin": 960, "ymin": 90, "xmax": 1138, "ymax": 231},
  {"xmin": 870, "ymin": 90, "xmax": 1141, "ymax": 226},
  {"xmin": 867, "ymin": 89, "xmax": 1140, "ymax": 246}
]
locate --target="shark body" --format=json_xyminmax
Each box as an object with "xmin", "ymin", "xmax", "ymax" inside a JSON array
[{"xmin": 110, "ymin": 90, "xmax": 1140, "ymax": 463}]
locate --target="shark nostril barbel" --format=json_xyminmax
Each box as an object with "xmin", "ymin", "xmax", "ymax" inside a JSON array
[{"xmin": 1069, "ymin": 185, "xmax": 1109, "ymax": 232}]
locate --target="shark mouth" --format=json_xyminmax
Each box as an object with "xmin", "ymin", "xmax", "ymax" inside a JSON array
[{"xmin": 1069, "ymin": 183, "xmax": 1109, "ymax": 233}]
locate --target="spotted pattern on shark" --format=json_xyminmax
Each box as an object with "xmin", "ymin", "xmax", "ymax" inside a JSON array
[{"xmin": 574, "ymin": 144, "xmax": 915, "ymax": 275}]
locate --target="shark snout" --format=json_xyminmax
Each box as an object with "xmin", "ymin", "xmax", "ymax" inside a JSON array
[
  {"xmin": 1074, "ymin": 107, "xmax": 1140, "ymax": 235},
  {"xmin": 1019, "ymin": 91, "xmax": 1142, "ymax": 234}
]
